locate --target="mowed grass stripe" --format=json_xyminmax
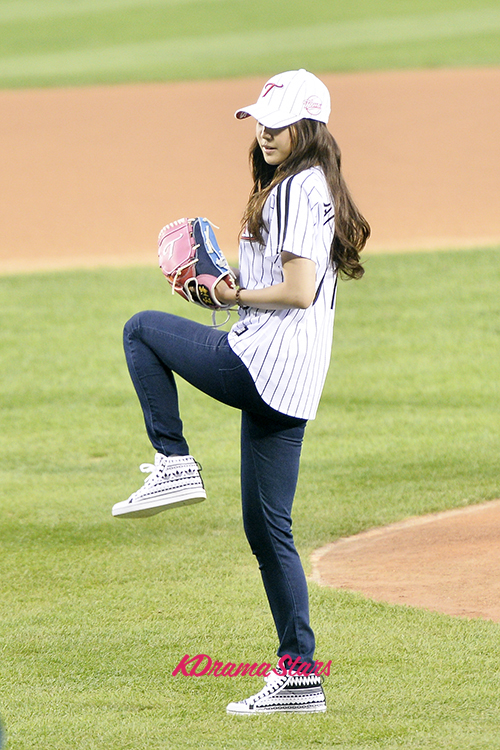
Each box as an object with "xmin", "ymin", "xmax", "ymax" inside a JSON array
[
  {"xmin": 0, "ymin": 0, "xmax": 236, "ymax": 23},
  {"xmin": 1, "ymin": 0, "xmax": 490, "ymax": 23},
  {"xmin": 0, "ymin": 7, "xmax": 499, "ymax": 82}
]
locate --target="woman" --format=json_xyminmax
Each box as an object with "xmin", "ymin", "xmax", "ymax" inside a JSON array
[{"xmin": 112, "ymin": 69, "xmax": 370, "ymax": 714}]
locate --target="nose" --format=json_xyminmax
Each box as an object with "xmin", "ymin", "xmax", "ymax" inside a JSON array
[{"xmin": 258, "ymin": 123, "xmax": 270, "ymax": 140}]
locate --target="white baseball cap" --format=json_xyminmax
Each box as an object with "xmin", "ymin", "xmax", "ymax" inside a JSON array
[{"xmin": 235, "ymin": 69, "xmax": 331, "ymax": 129}]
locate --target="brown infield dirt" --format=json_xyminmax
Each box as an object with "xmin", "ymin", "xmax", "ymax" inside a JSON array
[{"xmin": 1, "ymin": 67, "xmax": 499, "ymax": 622}]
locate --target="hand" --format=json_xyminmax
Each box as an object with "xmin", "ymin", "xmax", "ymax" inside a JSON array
[{"xmin": 215, "ymin": 278, "xmax": 238, "ymax": 306}]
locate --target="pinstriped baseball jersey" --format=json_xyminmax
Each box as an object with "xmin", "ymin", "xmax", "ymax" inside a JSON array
[{"xmin": 228, "ymin": 167, "xmax": 337, "ymax": 420}]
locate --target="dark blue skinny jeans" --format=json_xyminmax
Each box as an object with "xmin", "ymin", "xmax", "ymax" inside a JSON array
[{"xmin": 123, "ymin": 310, "xmax": 315, "ymax": 664}]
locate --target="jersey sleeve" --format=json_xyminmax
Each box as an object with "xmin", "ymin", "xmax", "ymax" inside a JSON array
[{"xmin": 265, "ymin": 170, "xmax": 328, "ymax": 263}]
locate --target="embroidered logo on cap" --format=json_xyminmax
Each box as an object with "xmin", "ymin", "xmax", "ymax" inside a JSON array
[
  {"xmin": 262, "ymin": 82, "xmax": 284, "ymax": 98},
  {"xmin": 303, "ymin": 96, "xmax": 322, "ymax": 115}
]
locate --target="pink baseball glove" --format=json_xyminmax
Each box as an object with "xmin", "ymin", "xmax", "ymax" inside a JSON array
[{"xmin": 158, "ymin": 217, "xmax": 236, "ymax": 310}]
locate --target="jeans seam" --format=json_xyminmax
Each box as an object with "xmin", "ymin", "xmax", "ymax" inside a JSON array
[{"xmin": 140, "ymin": 323, "xmax": 221, "ymax": 352}]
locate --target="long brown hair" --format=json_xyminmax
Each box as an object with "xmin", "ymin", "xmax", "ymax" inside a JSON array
[{"xmin": 241, "ymin": 119, "xmax": 370, "ymax": 279}]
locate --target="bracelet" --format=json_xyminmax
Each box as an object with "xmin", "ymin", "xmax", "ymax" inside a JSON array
[{"xmin": 235, "ymin": 287, "xmax": 249, "ymax": 309}]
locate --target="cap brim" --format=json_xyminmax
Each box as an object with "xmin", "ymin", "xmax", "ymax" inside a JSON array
[{"xmin": 234, "ymin": 104, "xmax": 301, "ymax": 129}]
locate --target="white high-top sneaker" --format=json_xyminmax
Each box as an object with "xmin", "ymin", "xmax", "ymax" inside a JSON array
[
  {"xmin": 226, "ymin": 669, "xmax": 327, "ymax": 715},
  {"xmin": 112, "ymin": 453, "xmax": 206, "ymax": 518}
]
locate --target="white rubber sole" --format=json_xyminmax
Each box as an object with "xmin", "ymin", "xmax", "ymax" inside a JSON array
[
  {"xmin": 226, "ymin": 704, "xmax": 327, "ymax": 715},
  {"xmin": 112, "ymin": 489, "xmax": 206, "ymax": 518}
]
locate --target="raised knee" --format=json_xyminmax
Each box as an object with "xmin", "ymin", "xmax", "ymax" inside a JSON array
[{"xmin": 123, "ymin": 310, "xmax": 151, "ymax": 338}]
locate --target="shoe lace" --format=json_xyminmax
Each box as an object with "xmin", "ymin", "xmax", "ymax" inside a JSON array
[
  {"xmin": 264, "ymin": 670, "xmax": 284, "ymax": 686},
  {"xmin": 242, "ymin": 671, "xmax": 287, "ymax": 705},
  {"xmin": 139, "ymin": 459, "xmax": 164, "ymax": 486}
]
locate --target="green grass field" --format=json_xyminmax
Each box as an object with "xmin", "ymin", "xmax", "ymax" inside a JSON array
[
  {"xmin": 1, "ymin": 248, "xmax": 500, "ymax": 749},
  {"xmin": 0, "ymin": 0, "xmax": 499, "ymax": 87}
]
